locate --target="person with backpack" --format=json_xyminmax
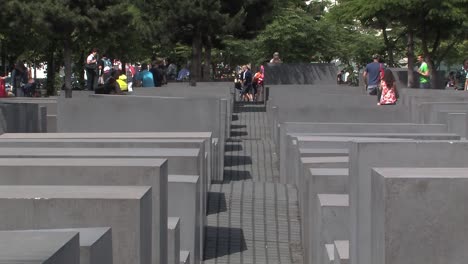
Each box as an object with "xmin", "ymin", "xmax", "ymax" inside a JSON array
[{"xmin": 455, "ymin": 58, "xmax": 468, "ymax": 91}]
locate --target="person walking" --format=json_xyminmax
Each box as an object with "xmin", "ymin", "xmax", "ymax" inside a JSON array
[
  {"xmin": 85, "ymin": 48, "xmax": 99, "ymax": 91},
  {"xmin": 241, "ymin": 65, "xmax": 253, "ymax": 102},
  {"xmin": 363, "ymin": 54, "xmax": 383, "ymax": 96},
  {"xmin": 417, "ymin": 55, "xmax": 430, "ymax": 89}
]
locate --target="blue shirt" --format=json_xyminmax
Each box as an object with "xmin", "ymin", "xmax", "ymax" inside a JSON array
[
  {"xmin": 365, "ymin": 62, "xmax": 382, "ymax": 86},
  {"xmin": 136, "ymin": 70, "xmax": 154, "ymax": 87}
]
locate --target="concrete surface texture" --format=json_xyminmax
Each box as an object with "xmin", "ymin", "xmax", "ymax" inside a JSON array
[
  {"xmin": 17, "ymin": 227, "xmax": 113, "ymax": 264},
  {"xmin": 371, "ymin": 168, "xmax": 468, "ymax": 264},
  {"xmin": 168, "ymin": 217, "xmax": 181, "ymax": 264},
  {"xmin": 264, "ymin": 63, "xmax": 337, "ymax": 85},
  {"xmin": 0, "ymin": 158, "xmax": 167, "ymax": 264},
  {"xmin": 0, "ymin": 230, "xmax": 79, "ymax": 264},
  {"xmin": 168, "ymin": 175, "xmax": 201, "ymax": 264},
  {"xmin": 0, "ymin": 185, "xmax": 152, "ymax": 264},
  {"xmin": 312, "ymin": 194, "xmax": 349, "ymax": 264},
  {"xmin": 349, "ymin": 141, "xmax": 468, "ymax": 264}
]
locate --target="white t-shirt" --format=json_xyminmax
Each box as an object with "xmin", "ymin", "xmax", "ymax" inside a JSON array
[{"xmin": 87, "ymin": 54, "xmax": 95, "ymax": 64}]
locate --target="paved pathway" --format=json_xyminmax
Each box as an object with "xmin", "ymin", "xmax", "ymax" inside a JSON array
[{"xmin": 204, "ymin": 102, "xmax": 303, "ymax": 264}]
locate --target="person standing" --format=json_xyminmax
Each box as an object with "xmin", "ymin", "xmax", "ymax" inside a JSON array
[
  {"xmin": 363, "ymin": 54, "xmax": 383, "ymax": 96},
  {"xmin": 241, "ymin": 65, "xmax": 253, "ymax": 101},
  {"xmin": 455, "ymin": 58, "xmax": 468, "ymax": 91},
  {"xmin": 85, "ymin": 48, "xmax": 98, "ymax": 91},
  {"xmin": 270, "ymin": 52, "xmax": 282, "ymax": 64},
  {"xmin": 417, "ymin": 55, "xmax": 430, "ymax": 89}
]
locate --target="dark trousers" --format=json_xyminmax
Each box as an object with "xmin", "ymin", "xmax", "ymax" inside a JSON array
[{"xmin": 86, "ymin": 68, "xmax": 97, "ymax": 91}]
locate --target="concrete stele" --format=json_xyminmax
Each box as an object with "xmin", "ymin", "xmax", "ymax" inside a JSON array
[
  {"xmin": 0, "ymin": 230, "xmax": 80, "ymax": 264},
  {"xmin": 371, "ymin": 168, "xmax": 468, "ymax": 264},
  {"xmin": 0, "ymin": 158, "xmax": 167, "ymax": 264},
  {"xmin": 0, "ymin": 185, "xmax": 152, "ymax": 264}
]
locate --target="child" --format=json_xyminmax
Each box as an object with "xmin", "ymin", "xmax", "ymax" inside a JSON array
[
  {"xmin": 378, "ymin": 69, "xmax": 398, "ymax": 105},
  {"xmin": 446, "ymin": 71, "xmax": 456, "ymax": 89}
]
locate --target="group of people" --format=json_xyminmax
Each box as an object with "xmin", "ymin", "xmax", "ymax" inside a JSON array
[
  {"xmin": 446, "ymin": 59, "xmax": 468, "ymax": 91},
  {"xmin": 0, "ymin": 62, "xmax": 40, "ymax": 97},
  {"xmin": 363, "ymin": 54, "xmax": 468, "ymax": 105},
  {"xmin": 235, "ymin": 65, "xmax": 265, "ymax": 102},
  {"xmin": 85, "ymin": 48, "xmax": 177, "ymax": 94}
]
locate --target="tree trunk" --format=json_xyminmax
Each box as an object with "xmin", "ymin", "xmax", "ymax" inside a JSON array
[
  {"xmin": 202, "ymin": 37, "xmax": 212, "ymax": 81},
  {"xmin": 381, "ymin": 26, "xmax": 394, "ymax": 67},
  {"xmin": 1, "ymin": 41, "xmax": 6, "ymax": 75},
  {"xmin": 46, "ymin": 44, "xmax": 56, "ymax": 95},
  {"xmin": 190, "ymin": 28, "xmax": 203, "ymax": 85},
  {"xmin": 63, "ymin": 38, "xmax": 73, "ymax": 98},
  {"xmin": 406, "ymin": 31, "xmax": 415, "ymax": 88},
  {"xmin": 427, "ymin": 57, "xmax": 438, "ymax": 89},
  {"xmin": 78, "ymin": 51, "xmax": 85, "ymax": 89}
]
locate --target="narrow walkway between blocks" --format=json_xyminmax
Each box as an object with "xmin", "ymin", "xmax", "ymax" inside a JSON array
[{"xmin": 204, "ymin": 102, "xmax": 303, "ymax": 264}]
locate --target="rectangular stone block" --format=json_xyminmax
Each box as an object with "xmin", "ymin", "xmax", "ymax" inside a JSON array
[
  {"xmin": 312, "ymin": 194, "xmax": 349, "ymax": 264},
  {"xmin": 0, "ymin": 185, "xmax": 152, "ymax": 264},
  {"xmin": 168, "ymin": 217, "xmax": 181, "ymax": 264},
  {"xmin": 371, "ymin": 168, "xmax": 468, "ymax": 264},
  {"xmin": 349, "ymin": 141, "xmax": 468, "ymax": 264},
  {"xmin": 278, "ymin": 122, "xmax": 448, "ymax": 155},
  {"xmin": 299, "ymin": 148, "xmax": 349, "ymax": 157},
  {"xmin": 180, "ymin": 250, "xmax": 190, "ymax": 264},
  {"xmin": 0, "ymin": 230, "xmax": 80, "ymax": 264},
  {"xmin": 303, "ymin": 168, "xmax": 349, "ymax": 264},
  {"xmin": 169, "ymin": 175, "xmax": 201, "ymax": 264},
  {"xmin": 0, "ymin": 147, "xmax": 207, "ymax": 236},
  {"xmin": 281, "ymin": 136, "xmax": 410, "ymax": 184},
  {"xmin": 334, "ymin": 240, "xmax": 349, "ymax": 264},
  {"xmin": 0, "ymin": 158, "xmax": 167, "ymax": 264},
  {"xmin": 18, "ymin": 227, "xmax": 113, "ymax": 264}
]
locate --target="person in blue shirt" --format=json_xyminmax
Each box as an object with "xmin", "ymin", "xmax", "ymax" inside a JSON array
[{"xmin": 135, "ymin": 63, "xmax": 154, "ymax": 87}]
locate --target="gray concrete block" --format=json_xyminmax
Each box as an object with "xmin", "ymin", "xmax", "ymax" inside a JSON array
[
  {"xmin": 180, "ymin": 251, "xmax": 190, "ymax": 264},
  {"xmin": 168, "ymin": 175, "xmax": 201, "ymax": 264},
  {"xmin": 168, "ymin": 217, "xmax": 181, "ymax": 264},
  {"xmin": 56, "ymin": 95, "xmax": 226, "ymax": 181},
  {"xmin": 304, "ymin": 168, "xmax": 349, "ymax": 264},
  {"xmin": 47, "ymin": 114, "xmax": 57, "ymax": 132},
  {"xmin": 0, "ymin": 109, "xmax": 5, "ymax": 134},
  {"xmin": 448, "ymin": 112, "xmax": 467, "ymax": 139},
  {"xmin": 280, "ymin": 136, "xmax": 412, "ymax": 183},
  {"xmin": 0, "ymin": 102, "xmax": 43, "ymax": 133},
  {"xmin": 0, "ymin": 132, "xmax": 217, "ymax": 182},
  {"xmin": 278, "ymin": 122, "xmax": 448, "ymax": 162},
  {"xmin": 0, "ymin": 185, "xmax": 152, "ymax": 264},
  {"xmin": 18, "ymin": 228, "xmax": 112, "ymax": 264},
  {"xmin": 312, "ymin": 194, "xmax": 349, "ymax": 264},
  {"xmin": 416, "ymin": 101, "xmax": 468, "ymax": 124},
  {"xmin": 371, "ymin": 168, "xmax": 468, "ymax": 264},
  {"xmin": 349, "ymin": 141, "xmax": 468, "ymax": 264},
  {"xmin": 334, "ymin": 240, "xmax": 349, "ymax": 264},
  {"xmin": 0, "ymin": 230, "xmax": 80, "ymax": 264},
  {"xmin": 0, "ymin": 158, "xmax": 167, "ymax": 264},
  {"xmin": 299, "ymin": 148, "xmax": 349, "ymax": 157}
]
